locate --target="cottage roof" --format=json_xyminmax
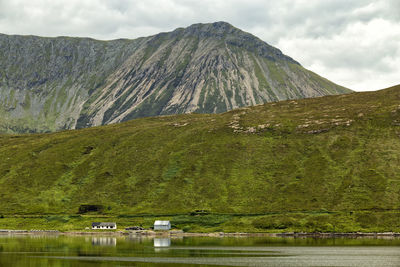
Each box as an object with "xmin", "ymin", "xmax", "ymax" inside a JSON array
[
  {"xmin": 154, "ymin": 220, "xmax": 170, "ymax": 226},
  {"xmin": 92, "ymin": 222, "xmax": 116, "ymax": 227}
]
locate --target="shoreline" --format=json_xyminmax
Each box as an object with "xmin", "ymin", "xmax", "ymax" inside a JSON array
[{"xmin": 1, "ymin": 229, "xmax": 400, "ymax": 238}]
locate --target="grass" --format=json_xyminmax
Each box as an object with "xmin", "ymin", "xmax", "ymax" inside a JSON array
[
  {"xmin": 0, "ymin": 85, "xmax": 399, "ymax": 232},
  {"xmin": 0, "ymin": 211, "xmax": 399, "ymax": 233}
]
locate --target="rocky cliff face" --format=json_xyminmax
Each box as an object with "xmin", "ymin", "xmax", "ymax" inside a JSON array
[{"xmin": 0, "ymin": 22, "xmax": 351, "ymax": 133}]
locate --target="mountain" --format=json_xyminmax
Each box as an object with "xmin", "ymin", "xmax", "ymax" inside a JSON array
[
  {"xmin": 0, "ymin": 22, "xmax": 351, "ymax": 133},
  {"xmin": 0, "ymin": 85, "xmax": 399, "ymax": 225}
]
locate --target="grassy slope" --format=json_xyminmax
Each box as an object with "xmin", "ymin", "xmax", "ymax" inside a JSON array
[{"xmin": 0, "ymin": 85, "xmax": 399, "ymax": 232}]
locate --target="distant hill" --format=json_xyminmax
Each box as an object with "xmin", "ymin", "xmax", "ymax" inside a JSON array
[
  {"xmin": 0, "ymin": 22, "xmax": 351, "ymax": 133},
  {"xmin": 0, "ymin": 84, "xmax": 398, "ymax": 216}
]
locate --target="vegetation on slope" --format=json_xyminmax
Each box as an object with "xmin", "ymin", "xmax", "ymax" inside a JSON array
[
  {"xmin": 0, "ymin": 22, "xmax": 350, "ymax": 133},
  {"xmin": 0, "ymin": 85, "xmax": 399, "ymax": 232}
]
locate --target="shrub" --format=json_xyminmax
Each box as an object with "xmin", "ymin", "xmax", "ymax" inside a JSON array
[
  {"xmin": 356, "ymin": 212, "xmax": 378, "ymax": 228},
  {"xmin": 182, "ymin": 226, "xmax": 191, "ymax": 232},
  {"xmin": 78, "ymin": 205, "xmax": 104, "ymax": 214},
  {"xmin": 252, "ymin": 216, "xmax": 296, "ymax": 230},
  {"xmin": 303, "ymin": 215, "xmax": 336, "ymax": 232}
]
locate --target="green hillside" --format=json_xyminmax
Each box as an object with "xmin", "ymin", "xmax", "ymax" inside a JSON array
[{"xmin": 0, "ymin": 85, "xmax": 399, "ymax": 232}]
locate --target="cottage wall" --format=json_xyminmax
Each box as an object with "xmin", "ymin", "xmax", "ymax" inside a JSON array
[
  {"xmin": 153, "ymin": 221, "xmax": 171, "ymax": 230},
  {"xmin": 154, "ymin": 225, "xmax": 170, "ymax": 230}
]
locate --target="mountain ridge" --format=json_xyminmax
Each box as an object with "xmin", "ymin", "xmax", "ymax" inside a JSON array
[{"xmin": 0, "ymin": 22, "xmax": 351, "ymax": 133}]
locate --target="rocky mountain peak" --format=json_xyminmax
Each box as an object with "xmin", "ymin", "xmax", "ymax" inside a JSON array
[
  {"xmin": 184, "ymin": 21, "xmax": 238, "ymax": 36},
  {"xmin": 168, "ymin": 21, "xmax": 239, "ymax": 40},
  {"xmin": 0, "ymin": 22, "xmax": 351, "ymax": 133},
  {"xmin": 167, "ymin": 22, "xmax": 299, "ymax": 64}
]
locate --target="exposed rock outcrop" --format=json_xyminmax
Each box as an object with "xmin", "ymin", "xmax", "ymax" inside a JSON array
[{"xmin": 0, "ymin": 22, "xmax": 351, "ymax": 133}]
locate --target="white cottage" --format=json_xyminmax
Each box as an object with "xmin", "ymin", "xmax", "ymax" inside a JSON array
[
  {"xmin": 154, "ymin": 220, "xmax": 171, "ymax": 230},
  {"xmin": 92, "ymin": 222, "xmax": 117, "ymax": 230}
]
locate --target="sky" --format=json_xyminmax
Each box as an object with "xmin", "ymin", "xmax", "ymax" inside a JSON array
[{"xmin": 0, "ymin": 0, "xmax": 399, "ymax": 91}]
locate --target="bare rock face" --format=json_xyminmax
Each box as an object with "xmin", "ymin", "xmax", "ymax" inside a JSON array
[{"xmin": 0, "ymin": 22, "xmax": 351, "ymax": 133}]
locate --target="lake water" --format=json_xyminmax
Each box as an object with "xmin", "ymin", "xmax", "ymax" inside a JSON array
[{"xmin": 0, "ymin": 234, "xmax": 399, "ymax": 266}]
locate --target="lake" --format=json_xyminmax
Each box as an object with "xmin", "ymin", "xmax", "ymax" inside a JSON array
[{"xmin": 0, "ymin": 234, "xmax": 399, "ymax": 266}]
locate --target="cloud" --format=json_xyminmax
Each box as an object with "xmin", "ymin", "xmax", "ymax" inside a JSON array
[{"xmin": 0, "ymin": 0, "xmax": 398, "ymax": 91}]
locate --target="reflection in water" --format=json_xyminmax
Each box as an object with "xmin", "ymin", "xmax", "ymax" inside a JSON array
[
  {"xmin": 0, "ymin": 235, "xmax": 399, "ymax": 266},
  {"xmin": 91, "ymin": 237, "xmax": 117, "ymax": 246},
  {"xmin": 153, "ymin": 238, "xmax": 171, "ymax": 247},
  {"xmin": 126, "ymin": 235, "xmax": 150, "ymax": 244}
]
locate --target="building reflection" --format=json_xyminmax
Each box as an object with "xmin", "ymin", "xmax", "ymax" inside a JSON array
[
  {"xmin": 153, "ymin": 237, "xmax": 171, "ymax": 247},
  {"xmin": 91, "ymin": 237, "xmax": 117, "ymax": 246}
]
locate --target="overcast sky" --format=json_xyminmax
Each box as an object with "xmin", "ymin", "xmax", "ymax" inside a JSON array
[{"xmin": 0, "ymin": 0, "xmax": 399, "ymax": 91}]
